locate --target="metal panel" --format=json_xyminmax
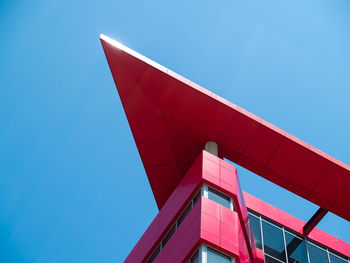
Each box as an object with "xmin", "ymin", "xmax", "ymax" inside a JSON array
[{"xmin": 101, "ymin": 34, "xmax": 350, "ymax": 221}]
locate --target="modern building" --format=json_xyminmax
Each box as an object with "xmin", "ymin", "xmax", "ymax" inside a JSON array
[{"xmin": 100, "ymin": 34, "xmax": 350, "ymax": 263}]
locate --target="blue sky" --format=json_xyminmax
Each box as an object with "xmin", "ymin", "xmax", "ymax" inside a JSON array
[{"xmin": 1, "ymin": 0, "xmax": 349, "ymax": 262}]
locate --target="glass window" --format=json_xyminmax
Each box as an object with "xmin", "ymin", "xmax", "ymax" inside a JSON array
[
  {"xmin": 248, "ymin": 214, "xmax": 262, "ymax": 249},
  {"xmin": 285, "ymin": 232, "xmax": 308, "ymax": 263},
  {"xmin": 265, "ymin": 254, "xmax": 283, "ymax": 263},
  {"xmin": 190, "ymin": 250, "xmax": 199, "ymax": 263},
  {"xmin": 329, "ymin": 253, "xmax": 347, "ymax": 263},
  {"xmin": 307, "ymin": 242, "xmax": 329, "ymax": 263},
  {"xmin": 248, "ymin": 210, "xmax": 260, "ymax": 217},
  {"xmin": 262, "ymin": 221, "xmax": 286, "ymax": 262},
  {"xmin": 177, "ymin": 203, "xmax": 191, "ymax": 227},
  {"xmin": 208, "ymin": 187, "xmax": 231, "ymax": 209},
  {"xmin": 147, "ymin": 244, "xmax": 160, "ymax": 263},
  {"xmin": 193, "ymin": 190, "xmax": 201, "ymax": 206},
  {"xmin": 207, "ymin": 247, "xmax": 231, "ymax": 263},
  {"xmin": 162, "ymin": 224, "xmax": 176, "ymax": 248},
  {"xmin": 250, "ymin": 211, "xmax": 349, "ymax": 263}
]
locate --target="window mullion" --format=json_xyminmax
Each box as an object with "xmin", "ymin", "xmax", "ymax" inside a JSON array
[
  {"xmin": 202, "ymin": 185, "xmax": 208, "ymax": 198},
  {"xmin": 327, "ymin": 248, "xmax": 331, "ymax": 263},
  {"xmin": 259, "ymin": 215, "xmax": 264, "ymax": 254},
  {"xmin": 201, "ymin": 244, "xmax": 207, "ymax": 263},
  {"xmin": 282, "ymin": 227, "xmax": 288, "ymax": 263},
  {"xmin": 305, "ymin": 239, "xmax": 311, "ymax": 263}
]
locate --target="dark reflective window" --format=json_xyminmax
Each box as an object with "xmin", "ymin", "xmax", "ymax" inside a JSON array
[
  {"xmin": 265, "ymin": 255, "xmax": 283, "ymax": 263},
  {"xmin": 162, "ymin": 224, "xmax": 176, "ymax": 248},
  {"xmin": 177, "ymin": 203, "xmax": 191, "ymax": 227},
  {"xmin": 208, "ymin": 187, "xmax": 231, "ymax": 209},
  {"xmin": 190, "ymin": 250, "xmax": 199, "ymax": 263},
  {"xmin": 193, "ymin": 190, "xmax": 201, "ymax": 206},
  {"xmin": 248, "ymin": 214, "xmax": 262, "ymax": 249},
  {"xmin": 249, "ymin": 211, "xmax": 349, "ymax": 263},
  {"xmin": 249, "ymin": 210, "xmax": 260, "ymax": 217},
  {"xmin": 285, "ymin": 232, "xmax": 308, "ymax": 263},
  {"xmin": 207, "ymin": 247, "xmax": 231, "ymax": 263},
  {"xmin": 329, "ymin": 253, "xmax": 347, "ymax": 263},
  {"xmin": 307, "ymin": 242, "xmax": 329, "ymax": 263},
  {"xmin": 262, "ymin": 221, "xmax": 286, "ymax": 262},
  {"xmin": 147, "ymin": 244, "xmax": 160, "ymax": 263}
]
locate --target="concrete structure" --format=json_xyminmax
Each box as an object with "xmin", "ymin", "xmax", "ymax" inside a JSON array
[{"xmin": 100, "ymin": 34, "xmax": 350, "ymax": 263}]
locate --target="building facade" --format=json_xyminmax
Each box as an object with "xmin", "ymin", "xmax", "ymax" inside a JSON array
[{"xmin": 100, "ymin": 34, "xmax": 350, "ymax": 263}]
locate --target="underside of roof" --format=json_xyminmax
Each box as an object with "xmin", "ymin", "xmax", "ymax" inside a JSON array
[{"xmin": 100, "ymin": 34, "xmax": 350, "ymax": 221}]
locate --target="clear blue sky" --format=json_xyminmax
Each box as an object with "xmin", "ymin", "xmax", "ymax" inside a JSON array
[{"xmin": 1, "ymin": 0, "xmax": 349, "ymax": 262}]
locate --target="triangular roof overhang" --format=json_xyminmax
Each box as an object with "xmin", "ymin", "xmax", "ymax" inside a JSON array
[{"xmin": 100, "ymin": 34, "xmax": 350, "ymax": 221}]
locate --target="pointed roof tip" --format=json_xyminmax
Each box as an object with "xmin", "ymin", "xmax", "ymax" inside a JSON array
[
  {"xmin": 99, "ymin": 34, "xmax": 126, "ymax": 50},
  {"xmin": 99, "ymin": 34, "xmax": 114, "ymax": 46},
  {"xmin": 100, "ymin": 34, "xmax": 168, "ymax": 74}
]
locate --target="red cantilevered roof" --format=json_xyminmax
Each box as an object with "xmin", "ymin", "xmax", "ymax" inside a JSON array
[{"xmin": 100, "ymin": 34, "xmax": 350, "ymax": 221}]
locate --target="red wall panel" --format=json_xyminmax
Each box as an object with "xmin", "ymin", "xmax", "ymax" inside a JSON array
[
  {"xmin": 154, "ymin": 200, "xmax": 201, "ymax": 263},
  {"xmin": 125, "ymin": 152, "xmax": 258, "ymax": 263},
  {"xmin": 124, "ymin": 153, "xmax": 203, "ymax": 262}
]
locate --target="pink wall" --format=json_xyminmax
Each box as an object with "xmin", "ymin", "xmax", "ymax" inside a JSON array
[
  {"xmin": 154, "ymin": 199, "xmax": 202, "ymax": 263},
  {"xmin": 124, "ymin": 152, "xmax": 202, "ymax": 263},
  {"xmin": 125, "ymin": 151, "xmax": 260, "ymax": 263}
]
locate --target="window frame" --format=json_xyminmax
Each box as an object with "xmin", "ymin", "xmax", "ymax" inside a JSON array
[
  {"xmin": 261, "ymin": 219, "xmax": 287, "ymax": 262},
  {"xmin": 247, "ymin": 210, "xmax": 350, "ymax": 263},
  {"xmin": 189, "ymin": 244, "xmax": 235, "ymax": 263},
  {"xmin": 202, "ymin": 184, "xmax": 235, "ymax": 211}
]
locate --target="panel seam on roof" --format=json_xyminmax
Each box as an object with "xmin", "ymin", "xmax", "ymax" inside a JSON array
[
  {"xmin": 288, "ymin": 148, "xmax": 309, "ymax": 181},
  {"xmin": 162, "ymin": 115, "xmax": 208, "ymax": 144},
  {"xmin": 260, "ymin": 137, "xmax": 285, "ymax": 175},
  {"xmin": 216, "ymin": 111, "xmax": 236, "ymax": 144},
  {"xmin": 161, "ymin": 113, "xmax": 182, "ymax": 196},
  {"xmin": 331, "ymin": 180, "xmax": 350, "ymax": 209},
  {"xmin": 234, "ymin": 123, "xmax": 264, "ymax": 168},
  {"xmin": 309, "ymin": 163, "xmax": 331, "ymax": 194},
  {"xmin": 238, "ymin": 126, "xmax": 261, "ymax": 162}
]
